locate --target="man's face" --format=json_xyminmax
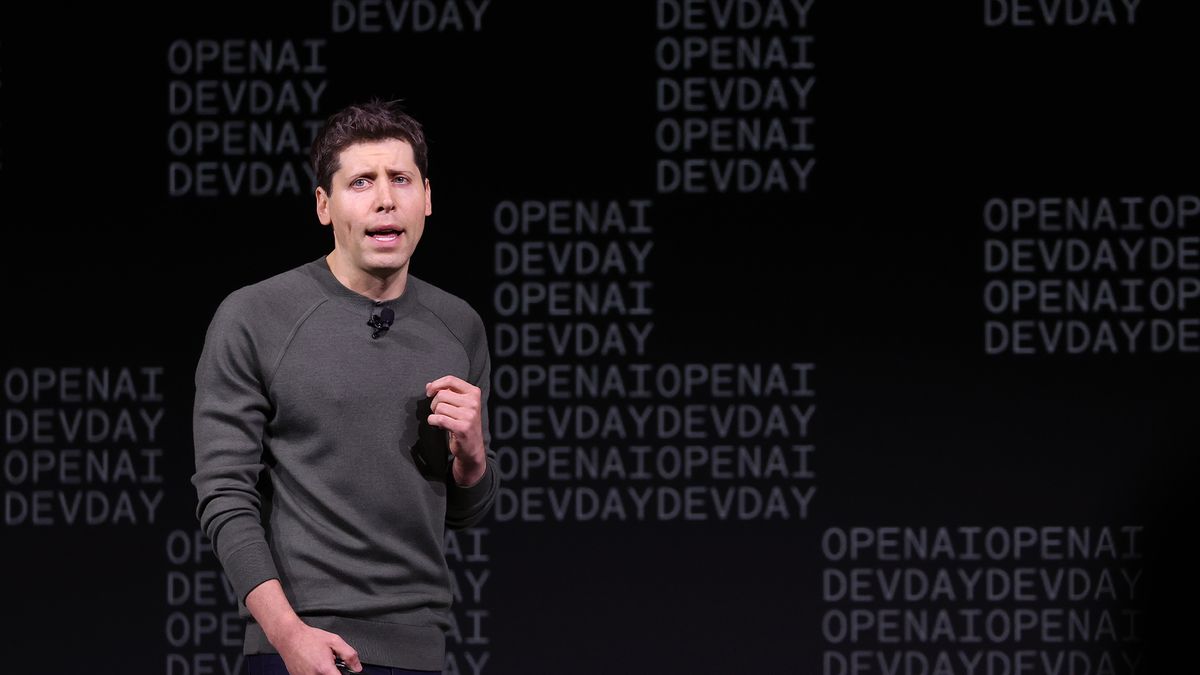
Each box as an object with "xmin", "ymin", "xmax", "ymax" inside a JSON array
[{"xmin": 315, "ymin": 138, "xmax": 431, "ymax": 279}]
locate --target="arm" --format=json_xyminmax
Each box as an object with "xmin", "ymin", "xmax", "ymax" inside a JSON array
[
  {"xmin": 428, "ymin": 310, "xmax": 500, "ymax": 529},
  {"xmin": 191, "ymin": 295, "xmax": 362, "ymax": 675},
  {"xmin": 246, "ymin": 580, "xmax": 362, "ymax": 675},
  {"xmin": 191, "ymin": 294, "xmax": 280, "ymax": 604}
]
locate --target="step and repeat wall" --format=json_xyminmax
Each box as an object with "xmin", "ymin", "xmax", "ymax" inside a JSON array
[{"xmin": 2, "ymin": 2, "xmax": 1196, "ymax": 673}]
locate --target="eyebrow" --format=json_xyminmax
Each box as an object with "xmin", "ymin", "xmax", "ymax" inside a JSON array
[{"xmin": 347, "ymin": 167, "xmax": 415, "ymax": 179}]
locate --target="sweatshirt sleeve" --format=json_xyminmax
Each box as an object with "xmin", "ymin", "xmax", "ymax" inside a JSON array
[
  {"xmin": 191, "ymin": 292, "xmax": 281, "ymax": 604},
  {"xmin": 446, "ymin": 308, "xmax": 500, "ymax": 530}
]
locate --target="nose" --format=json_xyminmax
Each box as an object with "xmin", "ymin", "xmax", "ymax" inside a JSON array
[{"xmin": 374, "ymin": 179, "xmax": 395, "ymax": 211}]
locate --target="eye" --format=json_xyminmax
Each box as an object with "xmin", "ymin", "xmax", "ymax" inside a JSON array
[
  {"xmin": 393, "ymin": 175, "xmax": 410, "ymax": 184},
  {"xmin": 351, "ymin": 178, "xmax": 369, "ymax": 188}
]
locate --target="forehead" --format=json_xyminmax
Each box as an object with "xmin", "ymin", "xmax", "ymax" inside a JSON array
[{"xmin": 335, "ymin": 138, "xmax": 417, "ymax": 174}]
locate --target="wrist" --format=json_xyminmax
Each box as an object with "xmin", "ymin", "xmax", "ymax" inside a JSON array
[
  {"xmin": 453, "ymin": 457, "xmax": 487, "ymax": 487},
  {"xmin": 265, "ymin": 613, "xmax": 306, "ymax": 647},
  {"xmin": 246, "ymin": 580, "xmax": 306, "ymax": 647}
]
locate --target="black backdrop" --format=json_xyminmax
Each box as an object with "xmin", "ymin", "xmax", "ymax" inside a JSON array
[{"xmin": 2, "ymin": 2, "xmax": 1197, "ymax": 673}]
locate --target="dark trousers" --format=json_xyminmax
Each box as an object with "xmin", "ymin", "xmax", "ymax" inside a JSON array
[{"xmin": 245, "ymin": 653, "xmax": 440, "ymax": 675}]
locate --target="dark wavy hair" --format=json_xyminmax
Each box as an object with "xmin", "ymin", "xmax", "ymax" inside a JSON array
[{"xmin": 310, "ymin": 98, "xmax": 429, "ymax": 195}]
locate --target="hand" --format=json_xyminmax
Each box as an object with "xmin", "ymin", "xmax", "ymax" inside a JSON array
[
  {"xmin": 425, "ymin": 375, "xmax": 487, "ymax": 487},
  {"xmin": 274, "ymin": 621, "xmax": 362, "ymax": 675}
]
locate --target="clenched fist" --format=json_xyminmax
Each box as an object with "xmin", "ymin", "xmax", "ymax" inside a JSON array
[{"xmin": 425, "ymin": 375, "xmax": 487, "ymax": 487}]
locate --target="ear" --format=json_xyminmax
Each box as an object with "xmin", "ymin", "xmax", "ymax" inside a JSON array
[
  {"xmin": 315, "ymin": 186, "xmax": 332, "ymax": 225},
  {"xmin": 424, "ymin": 178, "xmax": 432, "ymax": 217}
]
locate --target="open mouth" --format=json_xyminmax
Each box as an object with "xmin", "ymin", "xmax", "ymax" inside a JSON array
[{"xmin": 368, "ymin": 228, "xmax": 403, "ymax": 242}]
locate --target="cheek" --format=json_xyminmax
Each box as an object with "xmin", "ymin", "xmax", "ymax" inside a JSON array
[
  {"xmin": 335, "ymin": 218, "xmax": 360, "ymax": 241},
  {"xmin": 336, "ymin": 207, "xmax": 365, "ymax": 230},
  {"xmin": 404, "ymin": 226, "xmax": 424, "ymax": 250}
]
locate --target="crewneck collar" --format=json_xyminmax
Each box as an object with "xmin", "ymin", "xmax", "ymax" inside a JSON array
[{"xmin": 305, "ymin": 255, "xmax": 420, "ymax": 318}]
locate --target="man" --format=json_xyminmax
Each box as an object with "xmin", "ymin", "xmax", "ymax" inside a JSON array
[{"xmin": 192, "ymin": 99, "xmax": 498, "ymax": 675}]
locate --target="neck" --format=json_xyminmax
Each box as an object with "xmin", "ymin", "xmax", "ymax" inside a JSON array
[{"xmin": 326, "ymin": 251, "xmax": 409, "ymax": 302}]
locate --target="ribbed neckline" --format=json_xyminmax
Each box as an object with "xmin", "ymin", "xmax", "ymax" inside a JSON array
[{"xmin": 303, "ymin": 255, "xmax": 421, "ymax": 318}]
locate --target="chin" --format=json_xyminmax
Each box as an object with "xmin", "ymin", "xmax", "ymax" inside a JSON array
[{"xmin": 363, "ymin": 256, "xmax": 410, "ymax": 275}]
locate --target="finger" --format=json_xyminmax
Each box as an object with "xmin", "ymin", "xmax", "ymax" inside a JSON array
[
  {"xmin": 430, "ymin": 399, "xmax": 465, "ymax": 419},
  {"xmin": 427, "ymin": 391, "xmax": 472, "ymax": 417},
  {"xmin": 429, "ymin": 400, "xmax": 483, "ymax": 432},
  {"xmin": 330, "ymin": 637, "xmax": 362, "ymax": 672},
  {"xmin": 427, "ymin": 412, "xmax": 471, "ymax": 436},
  {"xmin": 426, "ymin": 375, "xmax": 478, "ymax": 397}
]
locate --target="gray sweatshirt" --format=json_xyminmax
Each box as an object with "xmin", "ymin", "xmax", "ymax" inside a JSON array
[{"xmin": 191, "ymin": 255, "xmax": 498, "ymax": 671}]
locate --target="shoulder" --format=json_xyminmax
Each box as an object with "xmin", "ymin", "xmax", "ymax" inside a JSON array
[
  {"xmin": 409, "ymin": 275, "xmax": 489, "ymax": 366},
  {"xmin": 206, "ymin": 260, "xmax": 326, "ymax": 335},
  {"xmin": 217, "ymin": 260, "xmax": 323, "ymax": 314},
  {"xmin": 410, "ymin": 275, "xmax": 486, "ymax": 335}
]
